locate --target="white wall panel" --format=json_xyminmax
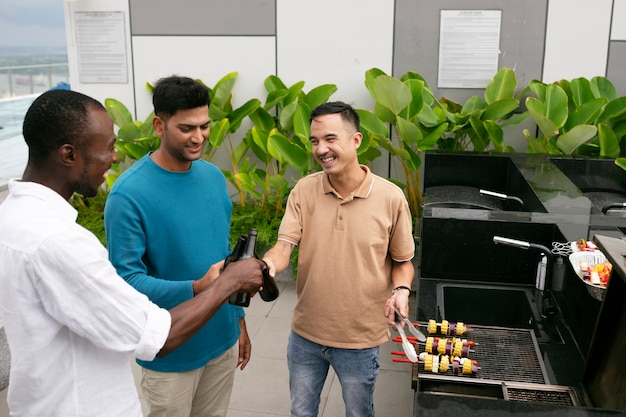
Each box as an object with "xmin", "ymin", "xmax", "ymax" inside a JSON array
[
  {"xmin": 63, "ymin": 0, "xmax": 135, "ymax": 112},
  {"xmin": 276, "ymin": 0, "xmax": 394, "ymax": 110},
  {"xmin": 612, "ymin": 0, "xmax": 626, "ymax": 40},
  {"xmin": 543, "ymin": 0, "xmax": 613, "ymax": 82},
  {"xmin": 131, "ymin": 36, "xmax": 276, "ymax": 120}
]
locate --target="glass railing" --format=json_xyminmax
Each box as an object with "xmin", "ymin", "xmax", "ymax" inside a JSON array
[{"xmin": 0, "ymin": 62, "xmax": 69, "ymax": 98}]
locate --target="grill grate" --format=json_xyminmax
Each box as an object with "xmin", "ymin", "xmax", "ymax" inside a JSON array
[
  {"xmin": 418, "ymin": 325, "xmax": 546, "ymax": 384},
  {"xmin": 506, "ymin": 387, "xmax": 575, "ymax": 405}
]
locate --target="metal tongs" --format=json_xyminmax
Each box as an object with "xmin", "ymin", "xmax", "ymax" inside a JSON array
[
  {"xmin": 394, "ymin": 315, "xmax": 418, "ymax": 363},
  {"xmin": 394, "ymin": 307, "xmax": 426, "ymax": 342}
]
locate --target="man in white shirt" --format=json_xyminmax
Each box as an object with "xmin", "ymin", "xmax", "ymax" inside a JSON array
[{"xmin": 0, "ymin": 89, "xmax": 265, "ymax": 417}]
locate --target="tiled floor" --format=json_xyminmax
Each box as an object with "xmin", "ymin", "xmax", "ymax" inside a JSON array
[{"xmin": 0, "ymin": 280, "xmax": 416, "ymax": 416}]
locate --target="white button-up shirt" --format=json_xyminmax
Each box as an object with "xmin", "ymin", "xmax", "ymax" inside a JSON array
[{"xmin": 0, "ymin": 180, "xmax": 171, "ymax": 417}]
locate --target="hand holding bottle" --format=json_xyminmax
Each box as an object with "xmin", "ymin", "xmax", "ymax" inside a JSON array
[{"xmin": 226, "ymin": 228, "xmax": 280, "ymax": 306}]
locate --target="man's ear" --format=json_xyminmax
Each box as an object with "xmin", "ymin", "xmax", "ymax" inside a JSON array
[
  {"xmin": 58, "ymin": 144, "xmax": 77, "ymax": 166},
  {"xmin": 153, "ymin": 116, "xmax": 165, "ymax": 136},
  {"xmin": 353, "ymin": 131, "xmax": 363, "ymax": 148}
]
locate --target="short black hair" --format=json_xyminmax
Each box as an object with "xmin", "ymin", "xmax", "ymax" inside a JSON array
[
  {"xmin": 22, "ymin": 89, "xmax": 105, "ymax": 167},
  {"xmin": 310, "ymin": 101, "xmax": 360, "ymax": 132},
  {"xmin": 152, "ymin": 75, "xmax": 210, "ymax": 118}
]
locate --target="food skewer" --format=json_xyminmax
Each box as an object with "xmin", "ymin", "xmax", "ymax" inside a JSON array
[
  {"xmin": 419, "ymin": 352, "xmax": 480, "ymax": 375},
  {"xmin": 391, "ymin": 336, "xmax": 477, "ymax": 358},
  {"xmin": 423, "ymin": 319, "xmax": 472, "ymax": 335},
  {"xmin": 424, "ymin": 336, "xmax": 475, "ymax": 357}
]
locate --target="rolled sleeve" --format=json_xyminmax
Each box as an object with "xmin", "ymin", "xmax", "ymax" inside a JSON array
[{"xmin": 135, "ymin": 303, "xmax": 171, "ymax": 361}]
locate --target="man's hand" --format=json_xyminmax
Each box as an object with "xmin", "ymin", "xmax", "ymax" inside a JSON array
[
  {"xmin": 224, "ymin": 258, "xmax": 265, "ymax": 294},
  {"xmin": 193, "ymin": 259, "xmax": 225, "ymax": 295},
  {"xmin": 385, "ymin": 290, "xmax": 410, "ymax": 328},
  {"xmin": 237, "ymin": 318, "xmax": 252, "ymax": 370}
]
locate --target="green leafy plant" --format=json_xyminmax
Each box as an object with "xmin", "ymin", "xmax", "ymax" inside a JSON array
[
  {"xmin": 357, "ymin": 67, "xmax": 526, "ymax": 219},
  {"xmin": 522, "ymin": 76, "xmax": 626, "ymax": 157},
  {"xmin": 71, "ymin": 191, "xmax": 108, "ymax": 246},
  {"xmin": 240, "ymin": 75, "xmax": 338, "ymax": 214},
  {"xmin": 438, "ymin": 67, "xmax": 528, "ymax": 153},
  {"xmin": 104, "ymin": 97, "xmax": 159, "ymax": 189}
]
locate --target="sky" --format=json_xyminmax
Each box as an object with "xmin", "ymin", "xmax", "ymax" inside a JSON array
[{"xmin": 0, "ymin": 0, "xmax": 67, "ymax": 51}]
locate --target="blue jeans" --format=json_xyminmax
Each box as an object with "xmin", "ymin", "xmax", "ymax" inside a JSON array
[{"xmin": 287, "ymin": 331, "xmax": 380, "ymax": 417}]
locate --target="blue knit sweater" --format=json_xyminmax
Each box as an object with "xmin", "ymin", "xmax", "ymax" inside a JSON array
[{"xmin": 104, "ymin": 155, "xmax": 243, "ymax": 372}]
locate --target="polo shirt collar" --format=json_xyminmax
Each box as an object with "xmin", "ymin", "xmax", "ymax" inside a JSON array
[{"xmin": 320, "ymin": 165, "xmax": 374, "ymax": 199}]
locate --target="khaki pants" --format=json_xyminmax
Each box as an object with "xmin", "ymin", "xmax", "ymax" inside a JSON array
[{"xmin": 141, "ymin": 343, "xmax": 238, "ymax": 417}]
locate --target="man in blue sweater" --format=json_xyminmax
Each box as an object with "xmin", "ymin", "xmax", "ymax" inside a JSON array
[{"xmin": 105, "ymin": 75, "xmax": 246, "ymax": 417}]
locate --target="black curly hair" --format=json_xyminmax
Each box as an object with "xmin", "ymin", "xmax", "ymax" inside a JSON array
[{"xmin": 22, "ymin": 89, "xmax": 105, "ymax": 167}]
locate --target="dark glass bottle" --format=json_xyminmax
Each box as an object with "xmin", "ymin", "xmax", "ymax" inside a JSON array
[
  {"xmin": 227, "ymin": 228, "xmax": 280, "ymax": 306},
  {"xmin": 227, "ymin": 234, "xmax": 250, "ymax": 306}
]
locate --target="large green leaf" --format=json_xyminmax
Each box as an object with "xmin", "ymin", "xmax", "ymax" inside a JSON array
[
  {"xmin": 264, "ymin": 75, "xmax": 287, "ymax": 93},
  {"xmin": 483, "ymin": 120, "xmax": 504, "ymax": 152},
  {"xmin": 228, "ymin": 98, "xmax": 261, "ymax": 132},
  {"xmin": 248, "ymin": 126, "xmax": 269, "ymax": 158},
  {"xmin": 377, "ymin": 137, "xmax": 411, "ymax": 160},
  {"xmin": 499, "ymin": 111, "xmax": 529, "ymax": 127},
  {"xmin": 358, "ymin": 144, "xmax": 382, "ymax": 162},
  {"xmin": 484, "ymin": 68, "xmax": 516, "ymax": 104},
  {"xmin": 279, "ymin": 101, "xmax": 298, "ymax": 132},
  {"xmin": 569, "ymin": 77, "xmax": 595, "ymax": 107},
  {"xmin": 543, "ymin": 84, "xmax": 569, "ymax": 129},
  {"xmin": 117, "ymin": 122, "xmax": 143, "ymax": 141},
  {"xmin": 232, "ymin": 137, "xmax": 249, "ymax": 166},
  {"xmin": 293, "ymin": 103, "xmax": 312, "ymax": 143},
  {"xmin": 396, "ymin": 116, "xmax": 422, "ymax": 145},
  {"xmin": 249, "ymin": 107, "xmax": 276, "ymax": 134},
  {"xmin": 400, "ymin": 71, "xmax": 433, "ymax": 90},
  {"xmin": 356, "ymin": 109, "xmax": 389, "ymax": 139},
  {"xmin": 460, "ymin": 96, "xmax": 485, "ymax": 115},
  {"xmin": 209, "ymin": 118, "xmax": 230, "ymax": 148},
  {"xmin": 597, "ymin": 97, "xmax": 626, "ymax": 123},
  {"xmin": 417, "ymin": 104, "xmax": 444, "ymax": 127},
  {"xmin": 481, "ymin": 99, "xmax": 519, "ymax": 120},
  {"xmin": 404, "ymin": 79, "xmax": 424, "ymax": 120},
  {"xmin": 364, "ymin": 67, "xmax": 388, "ymax": 95},
  {"xmin": 264, "ymin": 88, "xmax": 288, "ymax": 110},
  {"xmin": 304, "ymin": 84, "xmax": 338, "ymax": 109},
  {"xmin": 525, "ymin": 97, "xmax": 559, "ymax": 139},
  {"xmin": 556, "ymin": 125, "xmax": 597, "ymax": 154},
  {"xmin": 597, "ymin": 123, "xmax": 620, "ymax": 157},
  {"xmin": 418, "ymin": 123, "xmax": 448, "ymax": 150},
  {"xmin": 372, "ymin": 102, "xmax": 396, "ymax": 124},
  {"xmin": 528, "ymin": 80, "xmax": 547, "ymax": 101},
  {"xmin": 268, "ymin": 133, "xmax": 309, "ymax": 175},
  {"xmin": 209, "ymin": 102, "xmax": 228, "ymax": 121},
  {"xmin": 371, "ymin": 75, "xmax": 412, "ymax": 115},
  {"xmin": 284, "ymin": 81, "xmax": 306, "ymax": 107},
  {"xmin": 564, "ymin": 98, "xmax": 607, "ymax": 130},
  {"xmin": 615, "ymin": 158, "xmax": 626, "ymax": 171},
  {"xmin": 212, "ymin": 72, "xmax": 237, "ymax": 109},
  {"xmin": 590, "ymin": 76, "xmax": 618, "ymax": 101},
  {"xmin": 468, "ymin": 116, "xmax": 490, "ymax": 151},
  {"xmin": 105, "ymin": 98, "xmax": 133, "ymax": 127},
  {"xmin": 402, "ymin": 143, "xmax": 422, "ymax": 172}
]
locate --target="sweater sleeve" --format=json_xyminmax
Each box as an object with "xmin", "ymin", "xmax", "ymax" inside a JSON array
[{"xmin": 104, "ymin": 190, "xmax": 194, "ymax": 309}]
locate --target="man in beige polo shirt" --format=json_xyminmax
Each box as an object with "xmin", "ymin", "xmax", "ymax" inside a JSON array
[{"xmin": 263, "ymin": 101, "xmax": 415, "ymax": 417}]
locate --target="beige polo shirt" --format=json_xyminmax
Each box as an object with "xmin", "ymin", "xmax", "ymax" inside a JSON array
[{"xmin": 278, "ymin": 166, "xmax": 415, "ymax": 348}]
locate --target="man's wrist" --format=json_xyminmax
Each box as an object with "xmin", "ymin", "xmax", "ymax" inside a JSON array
[{"xmin": 392, "ymin": 285, "xmax": 411, "ymax": 295}]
